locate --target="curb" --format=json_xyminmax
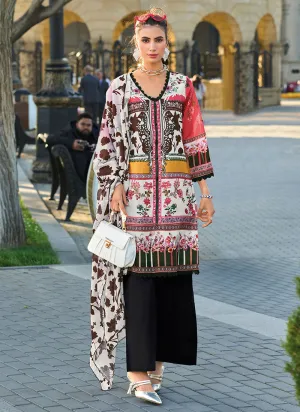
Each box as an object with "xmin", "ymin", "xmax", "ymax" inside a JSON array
[
  {"xmin": 17, "ymin": 163, "xmax": 86, "ymax": 265},
  {"xmin": 281, "ymin": 93, "xmax": 300, "ymax": 99},
  {"xmin": 0, "ymin": 264, "xmax": 91, "ymax": 279}
]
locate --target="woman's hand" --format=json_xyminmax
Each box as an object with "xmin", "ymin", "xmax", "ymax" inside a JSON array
[
  {"xmin": 110, "ymin": 184, "xmax": 128, "ymax": 216},
  {"xmin": 197, "ymin": 198, "xmax": 215, "ymax": 228}
]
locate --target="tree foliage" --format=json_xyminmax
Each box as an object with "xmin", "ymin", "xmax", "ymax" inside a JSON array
[{"xmin": 283, "ymin": 277, "xmax": 300, "ymax": 404}]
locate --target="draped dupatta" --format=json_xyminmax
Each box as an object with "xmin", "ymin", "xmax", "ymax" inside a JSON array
[{"xmin": 90, "ymin": 74, "xmax": 131, "ymax": 390}]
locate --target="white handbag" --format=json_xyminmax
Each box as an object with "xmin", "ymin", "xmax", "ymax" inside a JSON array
[{"xmin": 88, "ymin": 212, "xmax": 136, "ymax": 268}]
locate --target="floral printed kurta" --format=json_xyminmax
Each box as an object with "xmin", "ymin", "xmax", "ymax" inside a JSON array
[
  {"xmin": 126, "ymin": 71, "xmax": 213, "ymax": 275},
  {"xmin": 90, "ymin": 72, "xmax": 213, "ymax": 390}
]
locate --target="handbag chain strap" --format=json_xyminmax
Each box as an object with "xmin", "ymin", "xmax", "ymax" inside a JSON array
[{"xmin": 109, "ymin": 211, "xmax": 127, "ymax": 232}]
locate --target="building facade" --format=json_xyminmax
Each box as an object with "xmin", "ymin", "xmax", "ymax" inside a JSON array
[
  {"xmin": 14, "ymin": 0, "xmax": 283, "ymax": 113},
  {"xmin": 281, "ymin": 0, "xmax": 300, "ymax": 85}
]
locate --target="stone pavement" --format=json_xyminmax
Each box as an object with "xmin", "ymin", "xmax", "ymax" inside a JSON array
[
  {"xmin": 1, "ymin": 101, "xmax": 299, "ymax": 411},
  {"xmin": 0, "ymin": 264, "xmax": 298, "ymax": 412},
  {"xmin": 19, "ymin": 101, "xmax": 300, "ymax": 265}
]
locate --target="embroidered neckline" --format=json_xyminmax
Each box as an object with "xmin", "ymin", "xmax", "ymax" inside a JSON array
[{"xmin": 130, "ymin": 70, "xmax": 170, "ymax": 101}]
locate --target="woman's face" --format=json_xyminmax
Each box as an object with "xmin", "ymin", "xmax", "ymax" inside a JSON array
[{"xmin": 136, "ymin": 25, "xmax": 167, "ymax": 65}]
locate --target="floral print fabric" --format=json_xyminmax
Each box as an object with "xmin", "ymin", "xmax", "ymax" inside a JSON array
[
  {"xmin": 90, "ymin": 75, "xmax": 131, "ymax": 391},
  {"xmin": 126, "ymin": 72, "xmax": 214, "ymax": 275},
  {"xmin": 90, "ymin": 72, "xmax": 214, "ymax": 390}
]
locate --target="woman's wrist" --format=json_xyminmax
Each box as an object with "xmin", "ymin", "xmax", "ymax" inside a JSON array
[
  {"xmin": 198, "ymin": 179, "xmax": 210, "ymax": 196},
  {"xmin": 200, "ymin": 194, "xmax": 213, "ymax": 199}
]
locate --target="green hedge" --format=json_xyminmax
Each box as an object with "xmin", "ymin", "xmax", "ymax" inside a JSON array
[
  {"xmin": 283, "ymin": 277, "xmax": 300, "ymax": 404},
  {"xmin": 0, "ymin": 199, "xmax": 60, "ymax": 267}
]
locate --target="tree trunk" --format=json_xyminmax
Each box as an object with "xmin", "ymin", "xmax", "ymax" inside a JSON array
[{"xmin": 0, "ymin": 0, "xmax": 26, "ymax": 248}]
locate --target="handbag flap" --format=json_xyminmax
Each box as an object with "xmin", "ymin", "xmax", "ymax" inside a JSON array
[{"xmin": 95, "ymin": 220, "xmax": 133, "ymax": 249}]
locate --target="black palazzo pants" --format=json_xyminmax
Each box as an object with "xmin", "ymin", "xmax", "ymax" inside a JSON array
[{"xmin": 123, "ymin": 273, "xmax": 198, "ymax": 372}]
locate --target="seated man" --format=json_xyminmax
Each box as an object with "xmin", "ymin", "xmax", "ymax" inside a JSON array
[{"xmin": 47, "ymin": 112, "xmax": 99, "ymax": 183}]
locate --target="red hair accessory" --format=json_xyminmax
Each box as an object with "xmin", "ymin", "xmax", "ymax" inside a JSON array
[{"xmin": 134, "ymin": 13, "xmax": 167, "ymax": 27}]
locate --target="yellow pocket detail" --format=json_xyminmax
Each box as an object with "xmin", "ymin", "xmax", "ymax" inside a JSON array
[
  {"xmin": 165, "ymin": 160, "xmax": 190, "ymax": 174},
  {"xmin": 129, "ymin": 162, "xmax": 150, "ymax": 174}
]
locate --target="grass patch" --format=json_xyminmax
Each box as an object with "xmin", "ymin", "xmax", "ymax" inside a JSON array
[{"xmin": 0, "ymin": 199, "xmax": 60, "ymax": 267}]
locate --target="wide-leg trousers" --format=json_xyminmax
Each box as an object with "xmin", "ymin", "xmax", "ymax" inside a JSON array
[{"xmin": 123, "ymin": 273, "xmax": 198, "ymax": 372}]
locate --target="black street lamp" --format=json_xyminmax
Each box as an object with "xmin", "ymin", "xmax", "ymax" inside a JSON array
[{"xmin": 33, "ymin": 0, "xmax": 82, "ymax": 182}]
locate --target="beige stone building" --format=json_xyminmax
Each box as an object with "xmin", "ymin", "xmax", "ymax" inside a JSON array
[
  {"xmin": 281, "ymin": 0, "xmax": 300, "ymax": 84},
  {"xmin": 15, "ymin": 0, "xmax": 283, "ymax": 113}
]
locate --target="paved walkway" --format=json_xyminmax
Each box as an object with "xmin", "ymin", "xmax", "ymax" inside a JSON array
[
  {"xmin": 19, "ymin": 101, "xmax": 300, "ymax": 265},
  {"xmin": 18, "ymin": 166, "xmax": 85, "ymax": 265},
  {"xmin": 1, "ymin": 102, "xmax": 300, "ymax": 411}
]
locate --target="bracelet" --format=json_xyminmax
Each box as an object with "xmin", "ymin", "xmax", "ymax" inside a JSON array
[{"xmin": 201, "ymin": 194, "xmax": 213, "ymax": 199}]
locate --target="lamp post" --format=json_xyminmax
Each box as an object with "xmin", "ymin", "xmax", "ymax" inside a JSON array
[{"xmin": 33, "ymin": 0, "xmax": 82, "ymax": 182}]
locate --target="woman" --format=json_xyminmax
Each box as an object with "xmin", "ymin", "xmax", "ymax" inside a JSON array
[
  {"xmin": 90, "ymin": 8, "xmax": 215, "ymax": 405},
  {"xmin": 192, "ymin": 74, "xmax": 206, "ymax": 108}
]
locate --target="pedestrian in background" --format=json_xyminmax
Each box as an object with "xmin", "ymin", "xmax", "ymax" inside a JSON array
[
  {"xmin": 47, "ymin": 112, "xmax": 98, "ymax": 183},
  {"xmin": 192, "ymin": 74, "xmax": 206, "ymax": 109},
  {"xmin": 95, "ymin": 69, "xmax": 109, "ymax": 122},
  {"xmin": 79, "ymin": 65, "xmax": 101, "ymax": 123},
  {"xmin": 90, "ymin": 7, "xmax": 215, "ymax": 405}
]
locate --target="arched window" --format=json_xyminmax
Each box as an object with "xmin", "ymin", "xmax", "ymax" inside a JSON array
[
  {"xmin": 117, "ymin": 23, "xmax": 135, "ymax": 74},
  {"xmin": 192, "ymin": 21, "xmax": 221, "ymax": 79},
  {"xmin": 64, "ymin": 22, "xmax": 91, "ymax": 55},
  {"xmin": 193, "ymin": 21, "xmax": 220, "ymax": 53},
  {"xmin": 121, "ymin": 23, "xmax": 134, "ymax": 52}
]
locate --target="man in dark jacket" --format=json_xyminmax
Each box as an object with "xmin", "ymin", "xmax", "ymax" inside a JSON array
[
  {"xmin": 79, "ymin": 66, "xmax": 101, "ymax": 123},
  {"xmin": 47, "ymin": 112, "xmax": 99, "ymax": 183},
  {"xmin": 95, "ymin": 69, "xmax": 109, "ymax": 122}
]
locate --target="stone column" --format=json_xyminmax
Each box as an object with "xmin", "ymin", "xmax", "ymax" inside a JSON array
[
  {"xmin": 221, "ymin": 44, "xmax": 235, "ymax": 111},
  {"xmin": 272, "ymin": 42, "xmax": 283, "ymax": 97},
  {"xmin": 234, "ymin": 42, "xmax": 256, "ymax": 114},
  {"xmin": 17, "ymin": 41, "xmax": 42, "ymax": 93},
  {"xmin": 33, "ymin": 0, "xmax": 82, "ymax": 182},
  {"xmin": 12, "ymin": 46, "xmax": 22, "ymax": 90}
]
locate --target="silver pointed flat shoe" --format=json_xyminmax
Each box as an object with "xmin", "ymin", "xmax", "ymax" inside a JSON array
[
  {"xmin": 127, "ymin": 377, "xmax": 162, "ymax": 405},
  {"xmin": 148, "ymin": 365, "xmax": 165, "ymax": 392}
]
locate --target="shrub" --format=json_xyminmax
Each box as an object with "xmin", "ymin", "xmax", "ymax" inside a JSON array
[
  {"xmin": 283, "ymin": 277, "xmax": 300, "ymax": 404},
  {"xmin": 0, "ymin": 199, "xmax": 59, "ymax": 267}
]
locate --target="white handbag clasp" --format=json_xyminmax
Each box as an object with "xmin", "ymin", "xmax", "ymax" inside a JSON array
[{"xmin": 105, "ymin": 240, "xmax": 112, "ymax": 248}]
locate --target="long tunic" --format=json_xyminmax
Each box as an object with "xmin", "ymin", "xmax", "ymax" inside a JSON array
[
  {"xmin": 127, "ymin": 71, "xmax": 214, "ymax": 275},
  {"xmin": 90, "ymin": 72, "xmax": 214, "ymax": 390}
]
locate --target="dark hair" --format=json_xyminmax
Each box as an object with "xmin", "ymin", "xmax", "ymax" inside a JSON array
[
  {"xmin": 192, "ymin": 74, "xmax": 202, "ymax": 90},
  {"xmin": 77, "ymin": 112, "xmax": 93, "ymax": 122},
  {"xmin": 136, "ymin": 18, "xmax": 168, "ymax": 39},
  {"xmin": 133, "ymin": 8, "xmax": 169, "ymax": 45}
]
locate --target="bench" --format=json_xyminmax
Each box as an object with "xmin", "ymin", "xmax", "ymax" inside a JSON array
[
  {"xmin": 38, "ymin": 134, "xmax": 87, "ymax": 221},
  {"xmin": 15, "ymin": 114, "xmax": 35, "ymax": 158}
]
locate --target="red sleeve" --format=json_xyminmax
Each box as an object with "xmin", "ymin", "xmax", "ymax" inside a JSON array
[{"xmin": 182, "ymin": 77, "xmax": 214, "ymax": 181}]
